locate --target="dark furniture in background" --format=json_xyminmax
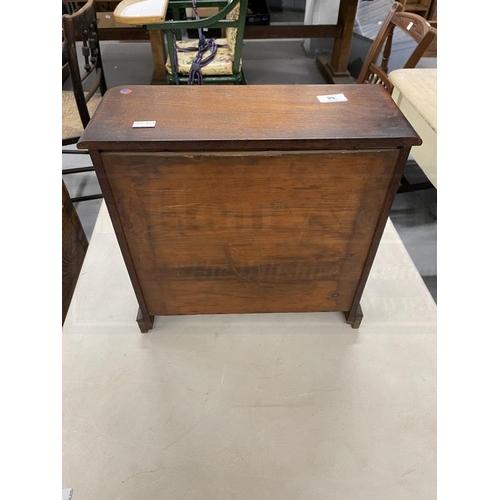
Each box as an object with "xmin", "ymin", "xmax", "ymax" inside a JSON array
[
  {"xmin": 401, "ymin": 0, "xmax": 436, "ymax": 18},
  {"xmin": 63, "ymin": 0, "xmax": 360, "ymax": 84},
  {"xmin": 77, "ymin": 84, "xmax": 420, "ymax": 332}
]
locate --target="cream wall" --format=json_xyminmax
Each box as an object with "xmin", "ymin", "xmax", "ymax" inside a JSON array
[{"xmin": 303, "ymin": 0, "xmax": 341, "ymax": 54}]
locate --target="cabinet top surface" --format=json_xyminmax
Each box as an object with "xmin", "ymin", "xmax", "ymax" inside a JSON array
[{"xmin": 78, "ymin": 85, "xmax": 421, "ymax": 151}]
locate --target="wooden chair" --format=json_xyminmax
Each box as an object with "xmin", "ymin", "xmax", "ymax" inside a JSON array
[
  {"xmin": 147, "ymin": 0, "xmax": 248, "ymax": 84},
  {"xmin": 356, "ymin": 1, "xmax": 436, "ymax": 93},
  {"xmin": 62, "ymin": 0, "xmax": 107, "ymax": 202},
  {"xmin": 357, "ymin": 2, "xmax": 437, "ymax": 194}
]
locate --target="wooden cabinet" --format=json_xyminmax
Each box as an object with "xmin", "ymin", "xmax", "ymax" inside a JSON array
[
  {"xmin": 402, "ymin": 0, "xmax": 437, "ymax": 19},
  {"xmin": 78, "ymin": 84, "xmax": 420, "ymax": 332}
]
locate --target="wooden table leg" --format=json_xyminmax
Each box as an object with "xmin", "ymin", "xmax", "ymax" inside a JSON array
[
  {"xmin": 316, "ymin": 0, "xmax": 358, "ymax": 84},
  {"xmin": 148, "ymin": 30, "xmax": 168, "ymax": 85}
]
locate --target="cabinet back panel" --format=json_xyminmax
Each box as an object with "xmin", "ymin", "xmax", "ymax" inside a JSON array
[{"xmin": 101, "ymin": 150, "xmax": 399, "ymax": 315}]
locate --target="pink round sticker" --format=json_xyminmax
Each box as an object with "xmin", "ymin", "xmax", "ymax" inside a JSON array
[{"xmin": 120, "ymin": 88, "xmax": 132, "ymax": 94}]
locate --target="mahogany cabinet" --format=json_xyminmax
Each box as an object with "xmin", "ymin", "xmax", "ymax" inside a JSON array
[{"xmin": 78, "ymin": 84, "xmax": 420, "ymax": 332}]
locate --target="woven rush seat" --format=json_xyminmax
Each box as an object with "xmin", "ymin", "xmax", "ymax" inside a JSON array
[
  {"xmin": 62, "ymin": 91, "xmax": 102, "ymax": 142},
  {"xmin": 166, "ymin": 38, "xmax": 242, "ymax": 76}
]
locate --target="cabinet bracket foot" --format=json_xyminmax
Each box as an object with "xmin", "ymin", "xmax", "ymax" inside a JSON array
[
  {"xmin": 137, "ymin": 308, "xmax": 155, "ymax": 333},
  {"xmin": 344, "ymin": 305, "xmax": 363, "ymax": 329}
]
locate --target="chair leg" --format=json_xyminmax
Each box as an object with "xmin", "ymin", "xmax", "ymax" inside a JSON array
[
  {"xmin": 62, "ymin": 166, "xmax": 95, "ymax": 175},
  {"xmin": 397, "ymin": 180, "xmax": 434, "ymax": 194},
  {"xmin": 62, "ymin": 149, "xmax": 89, "ymax": 155},
  {"xmin": 71, "ymin": 194, "xmax": 103, "ymax": 203},
  {"xmin": 63, "ymin": 151, "xmax": 102, "ymax": 202},
  {"xmin": 397, "ymin": 159, "xmax": 434, "ymax": 193}
]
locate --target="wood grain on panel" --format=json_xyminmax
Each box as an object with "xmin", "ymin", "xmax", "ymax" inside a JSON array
[{"xmin": 101, "ymin": 150, "xmax": 399, "ymax": 316}]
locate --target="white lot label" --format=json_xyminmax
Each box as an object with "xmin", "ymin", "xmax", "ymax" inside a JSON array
[
  {"xmin": 132, "ymin": 121, "xmax": 156, "ymax": 128},
  {"xmin": 316, "ymin": 94, "xmax": 348, "ymax": 103}
]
